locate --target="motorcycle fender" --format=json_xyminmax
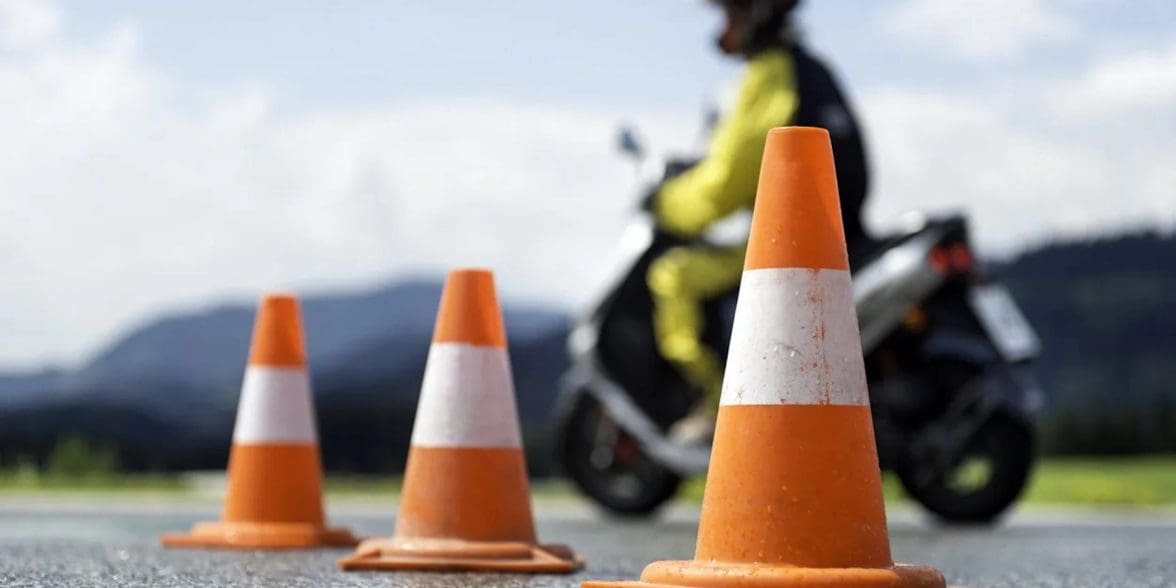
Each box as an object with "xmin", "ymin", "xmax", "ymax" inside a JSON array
[
  {"xmin": 979, "ymin": 362, "xmax": 1045, "ymax": 424},
  {"xmin": 923, "ymin": 331, "xmax": 1043, "ymax": 419},
  {"xmin": 905, "ymin": 360, "xmax": 1042, "ymax": 483},
  {"xmin": 920, "ymin": 329, "xmax": 1001, "ymax": 365},
  {"xmin": 557, "ymin": 361, "xmax": 711, "ymax": 476}
]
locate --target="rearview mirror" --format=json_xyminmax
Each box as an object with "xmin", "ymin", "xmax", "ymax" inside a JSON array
[{"xmin": 616, "ymin": 124, "xmax": 645, "ymax": 162}]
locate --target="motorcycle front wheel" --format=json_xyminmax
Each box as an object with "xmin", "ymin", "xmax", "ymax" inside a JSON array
[
  {"xmin": 898, "ymin": 413, "xmax": 1035, "ymax": 523},
  {"xmin": 557, "ymin": 394, "xmax": 681, "ymax": 517}
]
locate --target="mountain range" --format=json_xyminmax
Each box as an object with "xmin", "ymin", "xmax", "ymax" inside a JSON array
[
  {"xmin": 0, "ymin": 281, "xmax": 571, "ymax": 473},
  {"xmin": 1, "ymin": 231, "xmax": 1174, "ymax": 474}
]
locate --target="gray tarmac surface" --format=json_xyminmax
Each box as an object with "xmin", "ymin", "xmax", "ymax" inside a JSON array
[{"xmin": 0, "ymin": 499, "xmax": 1174, "ymax": 587}]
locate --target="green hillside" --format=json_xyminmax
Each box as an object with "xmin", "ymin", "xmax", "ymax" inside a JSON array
[{"xmin": 1001, "ymin": 231, "xmax": 1176, "ymax": 454}]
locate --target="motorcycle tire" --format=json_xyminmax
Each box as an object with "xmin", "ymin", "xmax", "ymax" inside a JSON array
[
  {"xmin": 557, "ymin": 394, "xmax": 682, "ymax": 517},
  {"xmin": 898, "ymin": 413, "xmax": 1035, "ymax": 524}
]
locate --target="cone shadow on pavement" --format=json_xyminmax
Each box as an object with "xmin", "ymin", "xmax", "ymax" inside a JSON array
[
  {"xmin": 582, "ymin": 127, "xmax": 946, "ymax": 587},
  {"xmin": 161, "ymin": 294, "xmax": 356, "ymax": 550},
  {"xmin": 338, "ymin": 268, "xmax": 583, "ymax": 574}
]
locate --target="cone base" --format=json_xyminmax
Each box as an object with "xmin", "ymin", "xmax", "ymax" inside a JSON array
[
  {"xmin": 161, "ymin": 521, "xmax": 357, "ymax": 550},
  {"xmin": 583, "ymin": 560, "xmax": 945, "ymax": 588},
  {"xmin": 338, "ymin": 537, "xmax": 583, "ymax": 574}
]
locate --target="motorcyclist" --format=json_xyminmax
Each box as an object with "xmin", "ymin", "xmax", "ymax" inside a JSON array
[{"xmin": 649, "ymin": 0, "xmax": 871, "ymax": 442}]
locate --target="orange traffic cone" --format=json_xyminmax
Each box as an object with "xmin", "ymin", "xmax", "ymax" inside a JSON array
[
  {"xmin": 584, "ymin": 127, "xmax": 946, "ymax": 588},
  {"xmin": 338, "ymin": 269, "xmax": 583, "ymax": 573},
  {"xmin": 162, "ymin": 294, "xmax": 356, "ymax": 549}
]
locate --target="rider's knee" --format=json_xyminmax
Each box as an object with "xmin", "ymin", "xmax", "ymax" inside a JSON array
[
  {"xmin": 647, "ymin": 250, "xmax": 691, "ymax": 297},
  {"xmin": 659, "ymin": 331, "xmax": 703, "ymax": 363}
]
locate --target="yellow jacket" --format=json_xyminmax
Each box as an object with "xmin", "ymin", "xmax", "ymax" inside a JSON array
[{"xmin": 655, "ymin": 49, "xmax": 798, "ymax": 238}]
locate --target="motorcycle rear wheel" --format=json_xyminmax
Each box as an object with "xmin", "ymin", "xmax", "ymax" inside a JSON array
[
  {"xmin": 898, "ymin": 413, "xmax": 1035, "ymax": 524},
  {"xmin": 557, "ymin": 394, "xmax": 682, "ymax": 517}
]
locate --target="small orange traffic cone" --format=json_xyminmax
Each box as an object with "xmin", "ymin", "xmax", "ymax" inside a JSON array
[
  {"xmin": 338, "ymin": 269, "xmax": 583, "ymax": 573},
  {"xmin": 584, "ymin": 127, "xmax": 945, "ymax": 588},
  {"xmin": 162, "ymin": 294, "xmax": 356, "ymax": 549}
]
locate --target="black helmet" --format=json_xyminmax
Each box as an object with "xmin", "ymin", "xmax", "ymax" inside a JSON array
[{"xmin": 711, "ymin": 0, "xmax": 801, "ymax": 56}]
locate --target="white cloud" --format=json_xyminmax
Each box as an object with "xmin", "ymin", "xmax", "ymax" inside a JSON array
[
  {"xmin": 0, "ymin": 0, "xmax": 61, "ymax": 50},
  {"xmin": 0, "ymin": 5, "xmax": 693, "ymax": 367},
  {"xmin": 863, "ymin": 90, "xmax": 1102, "ymax": 250},
  {"xmin": 885, "ymin": 0, "xmax": 1076, "ymax": 62},
  {"xmin": 1050, "ymin": 40, "xmax": 1176, "ymax": 116},
  {"xmin": 860, "ymin": 41, "xmax": 1176, "ymax": 256}
]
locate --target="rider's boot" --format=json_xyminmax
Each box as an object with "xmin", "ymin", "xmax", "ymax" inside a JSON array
[{"xmin": 661, "ymin": 339, "xmax": 724, "ymax": 446}]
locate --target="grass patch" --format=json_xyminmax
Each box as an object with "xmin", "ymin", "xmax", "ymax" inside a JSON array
[
  {"xmin": 324, "ymin": 475, "xmax": 402, "ymax": 495},
  {"xmin": 1020, "ymin": 456, "xmax": 1176, "ymax": 506},
  {"xmin": 0, "ymin": 468, "xmax": 186, "ymax": 493},
  {"xmin": 325, "ymin": 476, "xmax": 581, "ymax": 501},
  {"xmin": 678, "ymin": 456, "xmax": 1176, "ymax": 506},
  {"xmin": 0, "ymin": 436, "xmax": 186, "ymax": 494},
  {"xmin": 2, "ymin": 456, "xmax": 1175, "ymax": 506}
]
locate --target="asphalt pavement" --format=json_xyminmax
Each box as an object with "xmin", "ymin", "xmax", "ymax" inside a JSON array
[{"xmin": 0, "ymin": 498, "xmax": 1174, "ymax": 587}]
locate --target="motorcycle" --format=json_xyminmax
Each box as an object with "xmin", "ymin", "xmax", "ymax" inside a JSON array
[{"xmin": 555, "ymin": 126, "xmax": 1044, "ymax": 523}]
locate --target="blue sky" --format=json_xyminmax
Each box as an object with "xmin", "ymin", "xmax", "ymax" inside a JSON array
[
  {"xmin": 57, "ymin": 0, "xmax": 732, "ymax": 110},
  {"xmin": 1, "ymin": 0, "xmax": 1174, "ymax": 367},
  {"xmin": 51, "ymin": 0, "xmax": 1176, "ymax": 106}
]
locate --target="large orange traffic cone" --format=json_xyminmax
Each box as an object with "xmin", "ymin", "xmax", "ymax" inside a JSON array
[
  {"xmin": 339, "ymin": 269, "xmax": 582, "ymax": 573},
  {"xmin": 162, "ymin": 294, "xmax": 356, "ymax": 549},
  {"xmin": 584, "ymin": 127, "xmax": 945, "ymax": 588}
]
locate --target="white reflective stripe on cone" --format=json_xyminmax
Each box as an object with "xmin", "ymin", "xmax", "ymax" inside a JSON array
[
  {"xmin": 720, "ymin": 267, "xmax": 869, "ymax": 407},
  {"xmin": 411, "ymin": 342, "xmax": 523, "ymax": 448},
  {"xmin": 232, "ymin": 367, "xmax": 319, "ymax": 443}
]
